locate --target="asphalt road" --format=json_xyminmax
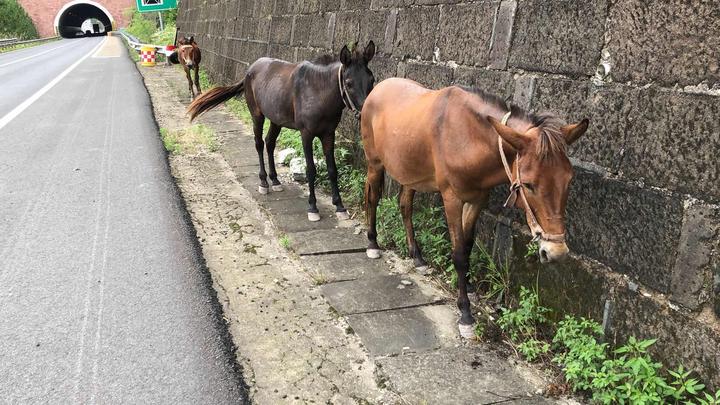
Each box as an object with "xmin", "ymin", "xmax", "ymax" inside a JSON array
[{"xmin": 0, "ymin": 37, "xmax": 246, "ymax": 403}]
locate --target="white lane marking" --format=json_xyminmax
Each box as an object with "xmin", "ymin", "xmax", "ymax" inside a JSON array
[
  {"xmin": 0, "ymin": 38, "xmax": 105, "ymax": 132},
  {"xmin": 0, "ymin": 40, "xmax": 76, "ymax": 68}
]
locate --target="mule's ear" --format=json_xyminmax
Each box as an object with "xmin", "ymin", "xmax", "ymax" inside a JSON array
[
  {"xmin": 488, "ymin": 116, "xmax": 531, "ymax": 151},
  {"xmin": 562, "ymin": 119, "xmax": 589, "ymax": 145},
  {"xmin": 340, "ymin": 45, "xmax": 351, "ymax": 65},
  {"xmin": 189, "ymin": 35, "xmax": 195, "ymax": 43},
  {"xmin": 363, "ymin": 40, "xmax": 376, "ymax": 63}
]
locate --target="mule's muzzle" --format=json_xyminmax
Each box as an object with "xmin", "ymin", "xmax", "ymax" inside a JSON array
[{"xmin": 538, "ymin": 240, "xmax": 569, "ymax": 263}]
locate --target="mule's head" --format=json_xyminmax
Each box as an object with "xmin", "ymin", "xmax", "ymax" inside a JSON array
[
  {"xmin": 489, "ymin": 116, "xmax": 589, "ymax": 263},
  {"xmin": 339, "ymin": 40, "xmax": 376, "ymax": 111},
  {"xmin": 178, "ymin": 35, "xmax": 196, "ymax": 46}
]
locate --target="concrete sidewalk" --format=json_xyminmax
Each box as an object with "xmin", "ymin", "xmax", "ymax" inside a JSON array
[{"xmin": 141, "ymin": 63, "xmax": 576, "ymax": 404}]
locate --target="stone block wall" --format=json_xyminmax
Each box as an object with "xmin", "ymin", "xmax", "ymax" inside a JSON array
[{"xmin": 177, "ymin": 0, "xmax": 720, "ymax": 387}]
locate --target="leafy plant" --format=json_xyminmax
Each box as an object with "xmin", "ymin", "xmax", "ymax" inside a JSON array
[
  {"xmin": 552, "ymin": 316, "xmax": 718, "ymax": 404},
  {"xmin": 525, "ymin": 241, "xmax": 539, "ymax": 259},
  {"xmin": 497, "ymin": 287, "xmax": 551, "ymax": 361},
  {"xmin": 475, "ymin": 242, "xmax": 510, "ymax": 305}
]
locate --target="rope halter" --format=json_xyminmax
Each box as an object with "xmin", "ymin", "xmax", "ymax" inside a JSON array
[
  {"xmin": 497, "ymin": 111, "xmax": 566, "ymax": 244},
  {"xmin": 338, "ymin": 65, "xmax": 361, "ymax": 119}
]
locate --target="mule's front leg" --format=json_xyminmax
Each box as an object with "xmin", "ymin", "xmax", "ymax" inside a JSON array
[
  {"xmin": 302, "ymin": 133, "xmax": 320, "ymax": 221},
  {"xmin": 193, "ymin": 67, "xmax": 202, "ymax": 95},
  {"xmin": 442, "ymin": 192, "xmax": 475, "ymax": 338},
  {"xmin": 184, "ymin": 67, "xmax": 195, "ymax": 99},
  {"xmin": 365, "ymin": 166, "xmax": 384, "ymax": 258},
  {"xmin": 320, "ymin": 133, "xmax": 348, "ymax": 220}
]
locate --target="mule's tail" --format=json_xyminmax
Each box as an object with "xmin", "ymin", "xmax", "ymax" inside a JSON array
[{"xmin": 188, "ymin": 81, "xmax": 245, "ymax": 121}]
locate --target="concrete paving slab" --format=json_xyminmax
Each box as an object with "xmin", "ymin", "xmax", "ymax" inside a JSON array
[
  {"xmin": 320, "ymin": 275, "xmax": 441, "ymax": 314},
  {"xmin": 300, "ymin": 252, "xmax": 388, "ymax": 282},
  {"xmin": 377, "ymin": 346, "xmax": 551, "ymax": 404},
  {"xmin": 347, "ymin": 305, "xmax": 460, "ymax": 356},
  {"xmin": 290, "ymin": 228, "xmax": 368, "ymax": 255}
]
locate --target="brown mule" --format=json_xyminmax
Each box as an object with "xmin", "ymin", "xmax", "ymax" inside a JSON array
[
  {"xmin": 360, "ymin": 78, "xmax": 589, "ymax": 337},
  {"xmin": 177, "ymin": 36, "xmax": 202, "ymax": 99}
]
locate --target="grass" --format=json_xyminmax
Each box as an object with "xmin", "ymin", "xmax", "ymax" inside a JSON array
[
  {"xmin": 159, "ymin": 124, "xmax": 218, "ymax": 155},
  {"xmin": 278, "ymin": 234, "xmax": 291, "ymax": 250}
]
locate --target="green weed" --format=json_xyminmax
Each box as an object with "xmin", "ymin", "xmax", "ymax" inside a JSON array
[
  {"xmin": 279, "ymin": 234, "xmax": 291, "ymax": 250},
  {"xmin": 160, "ymin": 128, "xmax": 181, "ymax": 154},
  {"xmin": 497, "ymin": 286, "xmax": 551, "ymax": 361}
]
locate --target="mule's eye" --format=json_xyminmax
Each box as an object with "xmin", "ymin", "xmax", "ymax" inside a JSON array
[
  {"xmin": 523, "ymin": 183, "xmax": 535, "ymax": 192},
  {"xmin": 345, "ymin": 79, "xmax": 353, "ymax": 86}
]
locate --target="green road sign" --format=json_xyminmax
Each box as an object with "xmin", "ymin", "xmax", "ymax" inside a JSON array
[{"xmin": 136, "ymin": 0, "xmax": 177, "ymax": 13}]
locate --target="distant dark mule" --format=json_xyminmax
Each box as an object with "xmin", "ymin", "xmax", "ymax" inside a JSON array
[
  {"xmin": 188, "ymin": 41, "xmax": 376, "ymax": 222},
  {"xmin": 360, "ymin": 78, "xmax": 589, "ymax": 337},
  {"xmin": 177, "ymin": 36, "xmax": 202, "ymax": 99}
]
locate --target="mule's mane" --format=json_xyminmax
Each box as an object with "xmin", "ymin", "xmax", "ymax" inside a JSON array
[
  {"xmin": 310, "ymin": 54, "xmax": 337, "ymax": 65},
  {"xmin": 460, "ymin": 86, "xmax": 567, "ymax": 159}
]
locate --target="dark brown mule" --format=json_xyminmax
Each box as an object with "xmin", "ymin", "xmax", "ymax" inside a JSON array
[
  {"xmin": 177, "ymin": 36, "xmax": 202, "ymax": 99},
  {"xmin": 188, "ymin": 41, "xmax": 376, "ymax": 221},
  {"xmin": 360, "ymin": 78, "xmax": 589, "ymax": 337}
]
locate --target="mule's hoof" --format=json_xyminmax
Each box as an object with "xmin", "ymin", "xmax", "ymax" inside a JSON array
[
  {"xmin": 335, "ymin": 210, "xmax": 350, "ymax": 220},
  {"xmin": 271, "ymin": 184, "xmax": 284, "ymax": 192},
  {"xmin": 458, "ymin": 323, "xmax": 475, "ymax": 339},
  {"xmin": 258, "ymin": 186, "xmax": 269, "ymax": 195},
  {"xmin": 366, "ymin": 249, "xmax": 382, "ymax": 259},
  {"xmin": 308, "ymin": 212, "xmax": 321, "ymax": 222}
]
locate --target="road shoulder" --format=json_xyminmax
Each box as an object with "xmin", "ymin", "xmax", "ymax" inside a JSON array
[{"xmin": 138, "ymin": 62, "xmax": 578, "ymax": 404}]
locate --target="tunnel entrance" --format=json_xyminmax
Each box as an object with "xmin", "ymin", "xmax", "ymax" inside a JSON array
[{"xmin": 54, "ymin": 1, "xmax": 114, "ymax": 38}]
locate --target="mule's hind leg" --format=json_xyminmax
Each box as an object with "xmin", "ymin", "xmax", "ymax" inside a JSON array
[
  {"xmin": 441, "ymin": 190, "xmax": 475, "ymax": 338},
  {"xmin": 252, "ymin": 115, "xmax": 270, "ymax": 194},
  {"xmin": 265, "ymin": 123, "xmax": 283, "ymax": 191},
  {"xmin": 398, "ymin": 186, "xmax": 428, "ymax": 270},
  {"xmin": 301, "ymin": 132, "xmax": 320, "ymax": 221},
  {"xmin": 365, "ymin": 165, "xmax": 384, "ymax": 258},
  {"xmin": 320, "ymin": 132, "xmax": 348, "ymax": 220}
]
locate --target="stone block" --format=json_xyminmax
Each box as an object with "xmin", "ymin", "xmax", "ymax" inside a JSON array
[
  {"xmin": 333, "ymin": 12, "xmax": 360, "ymax": 50},
  {"xmin": 670, "ymin": 203, "xmax": 719, "ymax": 309},
  {"xmin": 436, "ymin": 2, "xmax": 498, "ymax": 66},
  {"xmin": 452, "ymin": 67, "xmax": 515, "ymax": 101},
  {"xmin": 377, "ymin": 347, "xmax": 549, "ymax": 404},
  {"xmin": 267, "ymin": 44, "xmax": 295, "ymax": 61},
  {"xmin": 368, "ymin": 55, "xmax": 399, "ymax": 83},
  {"xmin": 508, "ymin": 0, "xmax": 608, "ymax": 76},
  {"xmin": 370, "ymin": 0, "xmax": 413, "ymax": 9},
  {"xmin": 394, "ymin": 7, "xmax": 440, "ymax": 60},
  {"xmin": 269, "ymin": 16, "xmax": 293, "ymax": 44},
  {"xmin": 320, "ymin": 275, "xmax": 441, "ymax": 314},
  {"xmin": 307, "ymin": 13, "xmax": 333, "ymax": 49},
  {"xmin": 252, "ymin": 0, "xmax": 273, "ymax": 17},
  {"xmin": 358, "ymin": 11, "xmax": 388, "ymax": 52},
  {"xmin": 614, "ymin": 87, "xmax": 720, "ymax": 201},
  {"xmin": 607, "ymin": 0, "xmax": 720, "ymax": 87},
  {"xmin": 398, "ymin": 62, "xmax": 453, "ymax": 90},
  {"xmin": 566, "ymin": 168, "xmax": 683, "ymax": 293},
  {"xmin": 291, "ymin": 15, "xmax": 312, "ymax": 46},
  {"xmin": 488, "ymin": 0, "xmax": 516, "ymax": 69}
]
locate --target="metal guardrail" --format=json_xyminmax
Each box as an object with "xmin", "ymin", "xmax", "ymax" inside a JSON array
[
  {"xmin": 117, "ymin": 30, "xmax": 174, "ymax": 56},
  {"xmin": 0, "ymin": 36, "xmax": 60, "ymax": 49},
  {"xmin": 0, "ymin": 38, "xmax": 19, "ymax": 46}
]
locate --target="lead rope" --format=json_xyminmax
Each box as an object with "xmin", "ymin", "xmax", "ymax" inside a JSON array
[
  {"xmin": 338, "ymin": 65, "xmax": 361, "ymax": 118},
  {"xmin": 497, "ymin": 111, "xmax": 565, "ymax": 243}
]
